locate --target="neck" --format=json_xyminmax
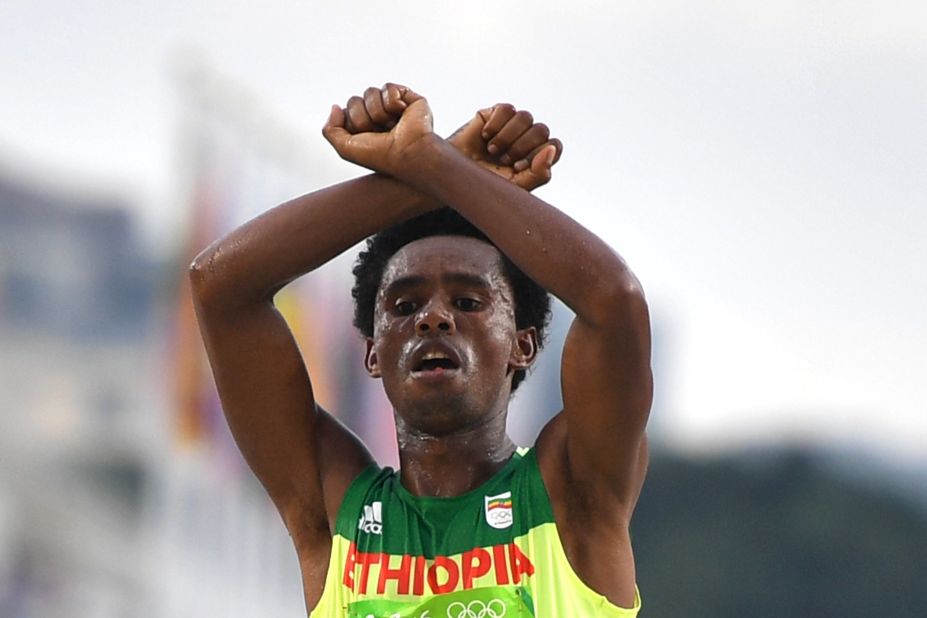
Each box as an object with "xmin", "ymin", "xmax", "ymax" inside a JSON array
[{"xmin": 395, "ymin": 410, "xmax": 516, "ymax": 498}]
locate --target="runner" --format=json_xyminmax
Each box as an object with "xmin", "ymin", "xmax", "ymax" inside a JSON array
[{"xmin": 190, "ymin": 83, "xmax": 652, "ymax": 617}]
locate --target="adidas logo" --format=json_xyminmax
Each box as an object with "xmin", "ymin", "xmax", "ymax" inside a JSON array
[{"xmin": 358, "ymin": 501, "xmax": 383, "ymax": 535}]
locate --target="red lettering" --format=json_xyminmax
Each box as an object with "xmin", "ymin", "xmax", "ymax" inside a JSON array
[
  {"xmin": 492, "ymin": 544, "xmax": 510, "ymax": 585},
  {"xmin": 377, "ymin": 553, "xmax": 412, "ymax": 595},
  {"xmin": 357, "ymin": 552, "xmax": 380, "ymax": 594},
  {"xmin": 462, "ymin": 548, "xmax": 492, "ymax": 589},
  {"xmin": 427, "ymin": 556, "xmax": 459, "ymax": 594},
  {"xmin": 343, "ymin": 543, "xmax": 533, "ymax": 596},
  {"xmin": 341, "ymin": 542, "xmax": 357, "ymax": 590},
  {"xmin": 413, "ymin": 555, "xmax": 427, "ymax": 595},
  {"xmin": 508, "ymin": 542, "xmax": 535, "ymax": 584}
]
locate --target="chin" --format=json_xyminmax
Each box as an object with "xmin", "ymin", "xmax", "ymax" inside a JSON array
[{"xmin": 393, "ymin": 389, "xmax": 481, "ymax": 435}]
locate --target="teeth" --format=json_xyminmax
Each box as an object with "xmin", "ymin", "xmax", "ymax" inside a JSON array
[{"xmin": 422, "ymin": 352, "xmax": 449, "ymax": 360}]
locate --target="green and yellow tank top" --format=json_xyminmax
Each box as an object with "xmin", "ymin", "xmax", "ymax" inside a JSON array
[{"xmin": 309, "ymin": 448, "xmax": 641, "ymax": 617}]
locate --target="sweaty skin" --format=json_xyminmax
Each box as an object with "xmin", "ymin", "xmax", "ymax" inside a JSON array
[
  {"xmin": 190, "ymin": 83, "xmax": 651, "ymax": 613},
  {"xmin": 369, "ymin": 236, "xmax": 527, "ymax": 496}
]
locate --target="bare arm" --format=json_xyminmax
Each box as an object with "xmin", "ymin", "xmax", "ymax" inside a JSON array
[
  {"xmin": 189, "ymin": 87, "xmax": 562, "ymax": 548},
  {"xmin": 323, "ymin": 86, "xmax": 652, "ymax": 512},
  {"xmin": 322, "ymin": 85, "xmax": 649, "ymax": 607},
  {"xmin": 189, "ymin": 174, "xmax": 432, "ymax": 531}
]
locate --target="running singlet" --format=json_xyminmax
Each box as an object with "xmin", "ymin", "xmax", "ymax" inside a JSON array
[{"xmin": 309, "ymin": 448, "xmax": 641, "ymax": 617}]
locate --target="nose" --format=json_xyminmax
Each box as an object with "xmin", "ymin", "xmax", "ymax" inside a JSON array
[{"xmin": 415, "ymin": 302, "xmax": 455, "ymax": 336}]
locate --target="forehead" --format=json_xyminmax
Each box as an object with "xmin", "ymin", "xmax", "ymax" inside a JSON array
[{"xmin": 379, "ymin": 235, "xmax": 507, "ymax": 293}]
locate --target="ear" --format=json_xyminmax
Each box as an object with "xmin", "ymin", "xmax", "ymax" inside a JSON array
[
  {"xmin": 364, "ymin": 338, "xmax": 381, "ymax": 378},
  {"xmin": 509, "ymin": 326, "xmax": 538, "ymax": 371}
]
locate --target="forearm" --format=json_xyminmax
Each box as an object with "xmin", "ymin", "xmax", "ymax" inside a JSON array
[
  {"xmin": 189, "ymin": 173, "xmax": 437, "ymax": 308},
  {"xmin": 399, "ymin": 136, "xmax": 642, "ymax": 324}
]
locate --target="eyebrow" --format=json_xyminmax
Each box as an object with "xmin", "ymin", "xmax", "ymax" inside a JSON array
[{"xmin": 382, "ymin": 272, "xmax": 494, "ymax": 297}]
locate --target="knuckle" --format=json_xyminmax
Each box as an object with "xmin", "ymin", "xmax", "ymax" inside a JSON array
[
  {"xmin": 346, "ymin": 113, "xmax": 366, "ymax": 131},
  {"xmin": 517, "ymin": 110, "xmax": 534, "ymax": 124},
  {"xmin": 364, "ymin": 89, "xmax": 382, "ymax": 110}
]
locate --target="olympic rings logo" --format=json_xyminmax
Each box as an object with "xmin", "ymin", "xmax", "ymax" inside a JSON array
[{"xmin": 445, "ymin": 599, "xmax": 507, "ymax": 618}]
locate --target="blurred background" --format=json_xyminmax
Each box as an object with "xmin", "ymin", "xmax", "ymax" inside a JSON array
[{"xmin": 1, "ymin": 1, "xmax": 925, "ymax": 616}]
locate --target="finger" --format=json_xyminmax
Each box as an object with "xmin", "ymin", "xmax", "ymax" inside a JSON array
[
  {"xmin": 345, "ymin": 95, "xmax": 376, "ymax": 133},
  {"xmin": 364, "ymin": 86, "xmax": 392, "ymax": 128},
  {"xmin": 529, "ymin": 144, "xmax": 558, "ymax": 181},
  {"xmin": 381, "ymin": 83, "xmax": 408, "ymax": 116},
  {"xmin": 488, "ymin": 110, "xmax": 534, "ymax": 163},
  {"xmin": 512, "ymin": 143, "xmax": 559, "ymax": 189},
  {"xmin": 481, "ymin": 104, "xmax": 516, "ymax": 149},
  {"xmin": 515, "ymin": 137, "xmax": 562, "ymax": 172},
  {"xmin": 505, "ymin": 123, "xmax": 551, "ymax": 168}
]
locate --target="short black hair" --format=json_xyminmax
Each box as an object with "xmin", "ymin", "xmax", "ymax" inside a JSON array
[{"xmin": 352, "ymin": 208, "xmax": 551, "ymax": 392}]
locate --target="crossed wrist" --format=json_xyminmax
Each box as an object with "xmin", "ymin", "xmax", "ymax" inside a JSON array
[{"xmin": 393, "ymin": 132, "xmax": 451, "ymax": 183}]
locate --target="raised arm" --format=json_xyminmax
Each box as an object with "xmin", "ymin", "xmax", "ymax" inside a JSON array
[
  {"xmin": 323, "ymin": 84, "xmax": 649, "ymax": 607},
  {"xmin": 188, "ymin": 85, "xmax": 562, "ymax": 595},
  {"xmin": 323, "ymin": 85, "xmax": 652, "ymax": 514}
]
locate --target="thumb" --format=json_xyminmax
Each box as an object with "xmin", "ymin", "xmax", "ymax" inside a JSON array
[
  {"xmin": 321, "ymin": 104, "xmax": 351, "ymax": 149},
  {"xmin": 528, "ymin": 144, "xmax": 557, "ymax": 182}
]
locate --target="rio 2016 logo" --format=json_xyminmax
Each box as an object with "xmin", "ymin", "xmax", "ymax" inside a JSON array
[
  {"xmin": 367, "ymin": 598, "xmax": 508, "ymax": 618},
  {"xmin": 446, "ymin": 599, "xmax": 507, "ymax": 618}
]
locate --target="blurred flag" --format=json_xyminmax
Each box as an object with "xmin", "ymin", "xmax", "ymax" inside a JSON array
[{"xmin": 166, "ymin": 63, "xmax": 396, "ymax": 470}]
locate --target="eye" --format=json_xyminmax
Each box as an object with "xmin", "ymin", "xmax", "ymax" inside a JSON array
[
  {"xmin": 394, "ymin": 300, "xmax": 417, "ymax": 315},
  {"xmin": 454, "ymin": 297, "xmax": 482, "ymax": 312}
]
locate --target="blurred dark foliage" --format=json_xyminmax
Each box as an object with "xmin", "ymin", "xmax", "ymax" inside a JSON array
[{"xmin": 632, "ymin": 449, "xmax": 927, "ymax": 617}]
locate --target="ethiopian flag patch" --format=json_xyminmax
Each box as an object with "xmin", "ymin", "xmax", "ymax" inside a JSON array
[{"xmin": 484, "ymin": 491, "xmax": 513, "ymax": 530}]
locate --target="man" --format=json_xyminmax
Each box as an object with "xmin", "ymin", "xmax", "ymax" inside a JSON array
[{"xmin": 190, "ymin": 83, "xmax": 652, "ymax": 617}]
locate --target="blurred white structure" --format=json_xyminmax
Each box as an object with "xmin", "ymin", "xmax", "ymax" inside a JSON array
[
  {"xmin": 0, "ymin": 64, "xmax": 319, "ymax": 617},
  {"xmin": 0, "ymin": 169, "xmax": 159, "ymax": 616}
]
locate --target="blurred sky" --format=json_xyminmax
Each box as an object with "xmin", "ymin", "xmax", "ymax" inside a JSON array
[{"xmin": 1, "ymin": 0, "xmax": 925, "ymax": 461}]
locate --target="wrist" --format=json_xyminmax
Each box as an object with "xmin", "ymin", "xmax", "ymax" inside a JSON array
[{"xmin": 395, "ymin": 133, "xmax": 451, "ymax": 181}]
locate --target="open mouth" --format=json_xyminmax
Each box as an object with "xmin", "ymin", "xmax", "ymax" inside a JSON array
[{"xmin": 411, "ymin": 350, "xmax": 461, "ymax": 377}]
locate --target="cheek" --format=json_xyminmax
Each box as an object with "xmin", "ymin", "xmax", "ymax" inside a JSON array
[
  {"xmin": 372, "ymin": 315, "xmax": 415, "ymax": 366},
  {"xmin": 372, "ymin": 301, "xmax": 402, "ymax": 339},
  {"xmin": 479, "ymin": 310, "xmax": 519, "ymax": 364},
  {"xmin": 373, "ymin": 312, "xmax": 390, "ymax": 338}
]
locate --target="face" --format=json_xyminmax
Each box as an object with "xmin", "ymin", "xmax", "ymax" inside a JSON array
[{"xmin": 365, "ymin": 235, "xmax": 537, "ymax": 435}]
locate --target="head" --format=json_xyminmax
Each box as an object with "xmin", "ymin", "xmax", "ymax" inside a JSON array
[{"xmin": 352, "ymin": 209, "xmax": 551, "ymax": 425}]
